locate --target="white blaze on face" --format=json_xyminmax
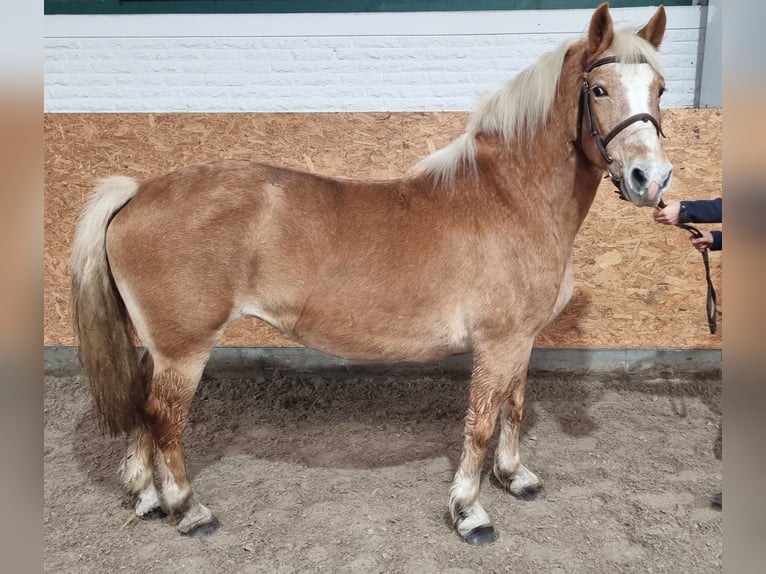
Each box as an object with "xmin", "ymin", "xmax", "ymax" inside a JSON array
[
  {"xmin": 613, "ymin": 62, "xmax": 672, "ymax": 204},
  {"xmin": 616, "ymin": 63, "xmax": 658, "ymax": 145}
]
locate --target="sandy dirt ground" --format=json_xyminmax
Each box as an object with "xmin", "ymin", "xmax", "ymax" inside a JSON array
[{"xmin": 44, "ymin": 370, "xmax": 721, "ymax": 573}]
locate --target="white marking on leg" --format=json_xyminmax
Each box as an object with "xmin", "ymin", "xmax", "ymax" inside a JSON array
[
  {"xmin": 449, "ymin": 469, "xmax": 480, "ymax": 521},
  {"xmin": 154, "ymin": 452, "xmax": 190, "ymax": 513},
  {"xmin": 120, "ymin": 433, "xmax": 163, "ymax": 516},
  {"xmin": 135, "ymin": 482, "xmax": 162, "ymax": 516},
  {"xmin": 161, "ymin": 480, "xmax": 189, "ymax": 511},
  {"xmin": 450, "ymin": 469, "xmax": 493, "ymax": 536},
  {"xmin": 494, "ymin": 405, "xmax": 522, "ymax": 483},
  {"xmin": 495, "ymin": 411, "xmax": 542, "ymax": 495},
  {"xmin": 120, "ymin": 441, "xmax": 152, "ymax": 494}
]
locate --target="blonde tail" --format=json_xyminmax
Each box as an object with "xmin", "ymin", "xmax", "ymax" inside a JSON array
[{"xmin": 70, "ymin": 176, "xmax": 144, "ymax": 435}]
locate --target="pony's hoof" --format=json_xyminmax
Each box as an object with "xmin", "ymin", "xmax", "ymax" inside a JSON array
[
  {"xmin": 515, "ymin": 485, "xmax": 543, "ymax": 501},
  {"xmin": 495, "ymin": 464, "xmax": 543, "ymax": 500},
  {"xmin": 463, "ymin": 525, "xmax": 497, "ymax": 546},
  {"xmin": 180, "ymin": 517, "xmax": 220, "ymax": 537},
  {"xmin": 177, "ymin": 501, "xmax": 218, "ymax": 536},
  {"xmin": 140, "ymin": 506, "xmax": 167, "ymax": 520}
]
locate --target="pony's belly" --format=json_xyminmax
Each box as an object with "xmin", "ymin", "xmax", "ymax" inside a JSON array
[
  {"xmin": 243, "ymin": 301, "xmax": 471, "ymax": 363},
  {"xmin": 305, "ymin": 316, "xmax": 472, "ymax": 363},
  {"xmin": 295, "ymin": 330, "xmax": 469, "ymax": 363}
]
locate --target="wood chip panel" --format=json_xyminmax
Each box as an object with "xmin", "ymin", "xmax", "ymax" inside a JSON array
[{"xmin": 45, "ymin": 109, "xmax": 722, "ymax": 349}]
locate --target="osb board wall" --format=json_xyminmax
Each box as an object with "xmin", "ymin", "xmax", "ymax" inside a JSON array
[{"xmin": 45, "ymin": 109, "xmax": 722, "ymax": 349}]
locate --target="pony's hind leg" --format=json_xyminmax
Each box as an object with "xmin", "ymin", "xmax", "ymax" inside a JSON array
[
  {"xmin": 119, "ymin": 351, "xmax": 164, "ymax": 519},
  {"xmin": 146, "ymin": 353, "xmax": 217, "ymax": 536},
  {"xmin": 493, "ymin": 373, "xmax": 543, "ymax": 499},
  {"xmin": 120, "ymin": 426, "xmax": 164, "ymax": 518}
]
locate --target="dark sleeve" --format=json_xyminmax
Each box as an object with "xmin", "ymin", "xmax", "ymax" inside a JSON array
[
  {"xmin": 679, "ymin": 197, "xmax": 722, "ymax": 224},
  {"xmin": 710, "ymin": 231, "xmax": 722, "ymax": 251}
]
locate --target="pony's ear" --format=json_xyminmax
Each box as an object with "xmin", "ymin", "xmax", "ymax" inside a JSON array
[
  {"xmin": 637, "ymin": 5, "xmax": 667, "ymax": 49},
  {"xmin": 588, "ymin": 3, "xmax": 614, "ymax": 58}
]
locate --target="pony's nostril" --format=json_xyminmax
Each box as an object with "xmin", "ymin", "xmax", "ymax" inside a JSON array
[{"xmin": 630, "ymin": 167, "xmax": 648, "ymax": 189}]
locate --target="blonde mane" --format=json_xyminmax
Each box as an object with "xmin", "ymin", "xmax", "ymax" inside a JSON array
[{"xmin": 410, "ymin": 29, "xmax": 664, "ymax": 188}]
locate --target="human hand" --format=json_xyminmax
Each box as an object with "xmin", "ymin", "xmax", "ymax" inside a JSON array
[
  {"xmin": 653, "ymin": 200, "xmax": 680, "ymax": 225},
  {"xmin": 690, "ymin": 230, "xmax": 714, "ymax": 252}
]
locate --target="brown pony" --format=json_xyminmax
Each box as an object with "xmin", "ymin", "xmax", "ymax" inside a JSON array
[{"xmin": 71, "ymin": 3, "xmax": 671, "ymax": 545}]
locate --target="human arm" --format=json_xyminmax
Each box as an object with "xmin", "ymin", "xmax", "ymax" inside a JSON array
[
  {"xmin": 679, "ymin": 197, "xmax": 722, "ymax": 224},
  {"xmin": 654, "ymin": 197, "xmax": 722, "ymax": 225}
]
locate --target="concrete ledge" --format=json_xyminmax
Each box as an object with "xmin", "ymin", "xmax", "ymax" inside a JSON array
[{"xmin": 45, "ymin": 346, "xmax": 721, "ymax": 378}]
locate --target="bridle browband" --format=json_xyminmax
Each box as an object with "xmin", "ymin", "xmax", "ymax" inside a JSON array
[{"xmin": 575, "ymin": 56, "xmax": 666, "ymax": 199}]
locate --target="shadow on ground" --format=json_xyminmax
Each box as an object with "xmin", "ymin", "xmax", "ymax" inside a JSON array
[{"xmin": 67, "ymin": 368, "xmax": 721, "ymax": 498}]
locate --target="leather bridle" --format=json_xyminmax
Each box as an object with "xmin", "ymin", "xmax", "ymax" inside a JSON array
[{"xmin": 575, "ymin": 56, "xmax": 665, "ymax": 199}]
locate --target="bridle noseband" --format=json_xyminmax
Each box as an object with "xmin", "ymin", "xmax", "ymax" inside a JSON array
[{"xmin": 575, "ymin": 56, "xmax": 665, "ymax": 198}]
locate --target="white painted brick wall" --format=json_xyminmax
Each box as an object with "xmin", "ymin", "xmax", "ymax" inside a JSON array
[{"xmin": 44, "ymin": 7, "xmax": 704, "ymax": 113}]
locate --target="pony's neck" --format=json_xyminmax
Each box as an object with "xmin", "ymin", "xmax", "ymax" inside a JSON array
[
  {"xmin": 471, "ymin": 49, "xmax": 603, "ymax": 242},
  {"xmin": 548, "ymin": 47, "xmax": 605, "ymax": 236}
]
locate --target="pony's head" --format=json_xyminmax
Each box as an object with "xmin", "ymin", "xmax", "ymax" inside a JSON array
[{"xmin": 577, "ymin": 3, "xmax": 672, "ymax": 207}]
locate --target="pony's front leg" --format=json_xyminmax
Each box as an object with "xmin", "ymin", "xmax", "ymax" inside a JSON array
[
  {"xmin": 450, "ymin": 337, "xmax": 534, "ymax": 544},
  {"xmin": 450, "ymin": 341, "xmax": 534, "ymax": 545},
  {"xmin": 450, "ymin": 382, "xmax": 500, "ymax": 545},
  {"xmin": 493, "ymin": 372, "xmax": 543, "ymax": 499}
]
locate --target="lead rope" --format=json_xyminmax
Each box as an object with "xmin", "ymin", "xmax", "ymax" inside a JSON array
[{"xmin": 657, "ymin": 199, "xmax": 717, "ymax": 334}]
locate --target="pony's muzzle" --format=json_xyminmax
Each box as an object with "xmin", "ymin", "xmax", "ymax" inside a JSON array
[{"xmin": 626, "ymin": 162, "xmax": 673, "ymax": 206}]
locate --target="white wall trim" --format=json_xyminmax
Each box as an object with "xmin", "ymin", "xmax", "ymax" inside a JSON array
[
  {"xmin": 44, "ymin": 7, "xmax": 705, "ymax": 113},
  {"xmin": 45, "ymin": 7, "xmax": 701, "ymax": 38}
]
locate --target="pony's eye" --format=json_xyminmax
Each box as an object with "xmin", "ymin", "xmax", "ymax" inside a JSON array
[
  {"xmin": 592, "ymin": 85, "xmax": 608, "ymax": 98},
  {"xmin": 658, "ymin": 85, "xmax": 666, "ymax": 97}
]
